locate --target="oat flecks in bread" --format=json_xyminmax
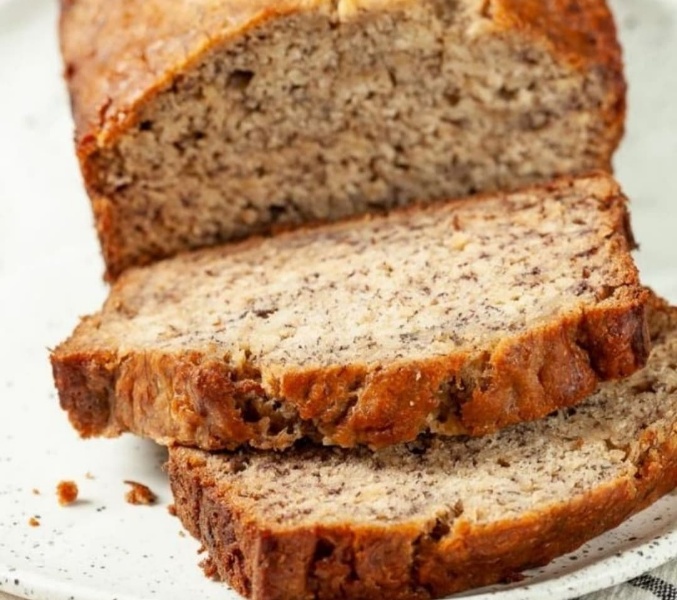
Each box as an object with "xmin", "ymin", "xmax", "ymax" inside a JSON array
[
  {"xmin": 51, "ymin": 174, "xmax": 648, "ymax": 450},
  {"xmin": 168, "ymin": 300, "xmax": 677, "ymax": 600},
  {"xmin": 60, "ymin": 0, "xmax": 625, "ymax": 278}
]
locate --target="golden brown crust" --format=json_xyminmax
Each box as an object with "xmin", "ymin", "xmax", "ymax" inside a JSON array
[
  {"xmin": 167, "ymin": 420, "xmax": 677, "ymax": 600},
  {"xmin": 51, "ymin": 289, "xmax": 649, "ymax": 451},
  {"xmin": 493, "ymin": 0, "xmax": 626, "ymax": 160},
  {"xmin": 492, "ymin": 0, "xmax": 625, "ymax": 86},
  {"xmin": 51, "ymin": 347, "xmax": 120, "ymax": 438}
]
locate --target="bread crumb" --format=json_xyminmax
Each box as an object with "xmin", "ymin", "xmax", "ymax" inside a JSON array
[
  {"xmin": 124, "ymin": 480, "xmax": 157, "ymax": 505},
  {"xmin": 200, "ymin": 556, "xmax": 220, "ymax": 580},
  {"xmin": 57, "ymin": 480, "xmax": 79, "ymax": 506},
  {"xmin": 85, "ymin": 472, "xmax": 95, "ymax": 480},
  {"xmin": 179, "ymin": 530, "xmax": 186, "ymax": 537},
  {"xmin": 32, "ymin": 488, "xmax": 40, "ymax": 495},
  {"xmin": 167, "ymin": 503, "xmax": 177, "ymax": 516},
  {"xmin": 28, "ymin": 517, "xmax": 40, "ymax": 527}
]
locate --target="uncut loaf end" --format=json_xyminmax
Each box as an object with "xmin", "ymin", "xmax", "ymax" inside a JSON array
[
  {"xmin": 60, "ymin": 0, "xmax": 625, "ymax": 278},
  {"xmin": 51, "ymin": 174, "xmax": 649, "ymax": 451},
  {"xmin": 168, "ymin": 296, "xmax": 677, "ymax": 600}
]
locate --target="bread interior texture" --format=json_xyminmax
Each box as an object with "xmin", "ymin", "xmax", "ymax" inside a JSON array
[{"xmin": 90, "ymin": 1, "xmax": 617, "ymax": 270}]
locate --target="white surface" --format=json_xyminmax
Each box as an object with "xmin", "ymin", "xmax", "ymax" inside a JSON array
[{"xmin": 0, "ymin": 1, "xmax": 675, "ymax": 599}]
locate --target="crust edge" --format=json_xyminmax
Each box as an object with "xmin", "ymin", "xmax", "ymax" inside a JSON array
[{"xmin": 167, "ymin": 415, "xmax": 677, "ymax": 600}]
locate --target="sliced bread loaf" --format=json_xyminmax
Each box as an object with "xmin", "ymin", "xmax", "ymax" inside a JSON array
[
  {"xmin": 51, "ymin": 174, "xmax": 648, "ymax": 450},
  {"xmin": 168, "ymin": 297, "xmax": 677, "ymax": 600},
  {"xmin": 60, "ymin": 0, "xmax": 625, "ymax": 278}
]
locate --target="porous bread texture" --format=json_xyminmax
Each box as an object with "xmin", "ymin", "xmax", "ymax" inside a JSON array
[
  {"xmin": 167, "ymin": 300, "xmax": 677, "ymax": 600},
  {"xmin": 60, "ymin": 0, "xmax": 625, "ymax": 278},
  {"xmin": 51, "ymin": 175, "xmax": 649, "ymax": 451}
]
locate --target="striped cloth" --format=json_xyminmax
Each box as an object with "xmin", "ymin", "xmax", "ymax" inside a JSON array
[
  {"xmin": 580, "ymin": 561, "xmax": 677, "ymax": 600},
  {"xmin": 2, "ymin": 562, "xmax": 676, "ymax": 600}
]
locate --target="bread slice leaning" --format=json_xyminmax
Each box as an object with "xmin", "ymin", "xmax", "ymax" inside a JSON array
[
  {"xmin": 60, "ymin": 0, "xmax": 625, "ymax": 278},
  {"xmin": 167, "ymin": 297, "xmax": 677, "ymax": 600},
  {"xmin": 51, "ymin": 174, "xmax": 648, "ymax": 451}
]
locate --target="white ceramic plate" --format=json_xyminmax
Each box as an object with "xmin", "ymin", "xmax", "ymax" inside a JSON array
[{"xmin": 0, "ymin": 1, "xmax": 675, "ymax": 599}]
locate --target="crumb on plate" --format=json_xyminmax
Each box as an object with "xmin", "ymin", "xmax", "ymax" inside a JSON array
[
  {"xmin": 57, "ymin": 480, "xmax": 79, "ymax": 506},
  {"xmin": 28, "ymin": 517, "xmax": 40, "ymax": 527},
  {"xmin": 124, "ymin": 480, "xmax": 157, "ymax": 505}
]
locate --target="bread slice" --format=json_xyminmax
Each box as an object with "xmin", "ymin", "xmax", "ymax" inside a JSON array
[
  {"xmin": 60, "ymin": 0, "xmax": 625, "ymax": 278},
  {"xmin": 167, "ymin": 297, "xmax": 677, "ymax": 600},
  {"xmin": 51, "ymin": 174, "xmax": 648, "ymax": 451}
]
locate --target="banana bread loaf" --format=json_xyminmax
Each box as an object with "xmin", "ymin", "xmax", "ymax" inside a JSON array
[
  {"xmin": 60, "ymin": 0, "xmax": 625, "ymax": 278},
  {"xmin": 51, "ymin": 174, "xmax": 648, "ymax": 451},
  {"xmin": 167, "ymin": 297, "xmax": 677, "ymax": 600}
]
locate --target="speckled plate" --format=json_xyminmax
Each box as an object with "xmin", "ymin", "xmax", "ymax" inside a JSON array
[{"xmin": 0, "ymin": 1, "xmax": 676, "ymax": 599}]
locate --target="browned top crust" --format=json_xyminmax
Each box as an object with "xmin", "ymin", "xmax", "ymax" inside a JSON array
[
  {"xmin": 494, "ymin": 0, "xmax": 623, "ymax": 72},
  {"xmin": 60, "ymin": 0, "xmax": 624, "ymax": 163}
]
